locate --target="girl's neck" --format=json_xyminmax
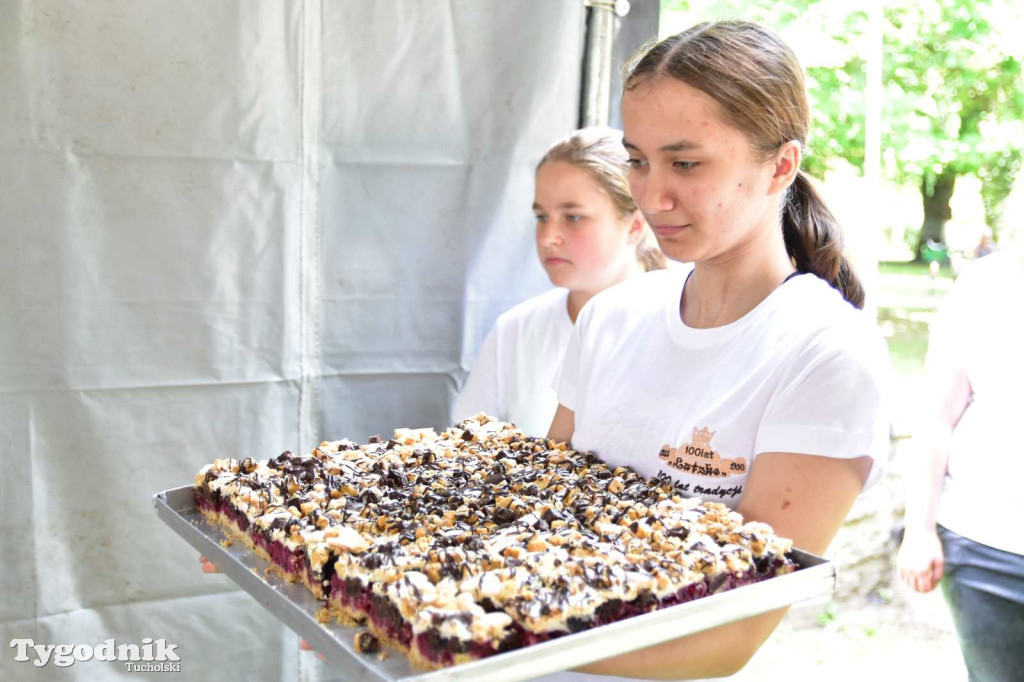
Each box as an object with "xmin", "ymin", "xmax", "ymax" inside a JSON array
[
  {"xmin": 682, "ymin": 230, "xmax": 795, "ymax": 329},
  {"xmin": 566, "ymin": 259, "xmax": 643, "ymax": 323}
]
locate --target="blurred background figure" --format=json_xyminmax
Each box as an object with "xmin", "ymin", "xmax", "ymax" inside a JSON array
[
  {"xmin": 921, "ymin": 239, "xmax": 948, "ymax": 289},
  {"xmin": 973, "ymin": 227, "xmax": 997, "ymax": 260},
  {"xmin": 896, "ymin": 244, "xmax": 1024, "ymax": 682}
]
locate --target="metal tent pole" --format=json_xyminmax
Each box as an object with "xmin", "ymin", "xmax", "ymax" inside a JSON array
[{"xmin": 580, "ymin": 0, "xmax": 628, "ymax": 128}]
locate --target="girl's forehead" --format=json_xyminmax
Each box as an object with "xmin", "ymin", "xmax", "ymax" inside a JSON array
[
  {"xmin": 537, "ymin": 161, "xmax": 593, "ymax": 186},
  {"xmin": 621, "ymin": 78, "xmax": 738, "ymax": 148},
  {"xmin": 535, "ymin": 162, "xmax": 604, "ymax": 198}
]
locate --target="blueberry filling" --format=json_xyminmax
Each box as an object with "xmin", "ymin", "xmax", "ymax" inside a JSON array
[{"xmin": 194, "ymin": 417, "xmax": 799, "ymax": 669}]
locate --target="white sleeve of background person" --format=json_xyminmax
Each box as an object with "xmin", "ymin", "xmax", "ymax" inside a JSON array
[
  {"xmin": 554, "ymin": 311, "xmax": 584, "ymax": 413},
  {"xmin": 933, "ymin": 252, "xmax": 1024, "ymax": 556},
  {"xmin": 452, "ymin": 325, "xmax": 505, "ymax": 425},
  {"xmin": 455, "ymin": 288, "xmax": 572, "ymax": 436},
  {"xmin": 923, "ymin": 264, "xmax": 973, "ymax": 377}
]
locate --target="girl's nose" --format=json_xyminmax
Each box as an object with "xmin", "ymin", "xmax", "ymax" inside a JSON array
[
  {"xmin": 538, "ymin": 221, "xmax": 563, "ymax": 246},
  {"xmin": 637, "ymin": 169, "xmax": 675, "ymax": 215}
]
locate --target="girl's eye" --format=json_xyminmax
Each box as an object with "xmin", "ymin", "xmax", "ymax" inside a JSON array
[
  {"xmin": 627, "ymin": 158, "xmax": 646, "ymax": 169},
  {"xmin": 534, "ymin": 214, "xmax": 548, "ymax": 223},
  {"xmin": 674, "ymin": 161, "xmax": 698, "ymax": 171},
  {"xmin": 566, "ymin": 214, "xmax": 583, "ymax": 223}
]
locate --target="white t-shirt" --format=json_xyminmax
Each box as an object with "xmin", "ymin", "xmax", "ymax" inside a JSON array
[
  {"xmin": 556, "ymin": 268, "xmax": 890, "ymax": 509},
  {"xmin": 452, "ymin": 288, "xmax": 573, "ymax": 437},
  {"xmin": 930, "ymin": 249, "xmax": 1024, "ymax": 555}
]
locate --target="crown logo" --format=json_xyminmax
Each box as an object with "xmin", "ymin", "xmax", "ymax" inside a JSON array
[{"xmin": 691, "ymin": 426, "xmax": 715, "ymax": 448}]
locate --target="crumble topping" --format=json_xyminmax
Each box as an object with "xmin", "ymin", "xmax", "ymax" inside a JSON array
[{"xmin": 194, "ymin": 413, "xmax": 797, "ymax": 667}]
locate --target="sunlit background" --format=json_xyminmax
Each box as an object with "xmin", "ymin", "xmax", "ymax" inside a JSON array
[{"xmin": 662, "ymin": 2, "xmax": 1024, "ymax": 679}]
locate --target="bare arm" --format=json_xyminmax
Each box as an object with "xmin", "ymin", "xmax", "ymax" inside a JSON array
[
  {"xmin": 546, "ymin": 403, "xmax": 575, "ymax": 444},
  {"xmin": 576, "ymin": 452, "xmax": 872, "ymax": 679},
  {"xmin": 897, "ymin": 365, "xmax": 972, "ymax": 592}
]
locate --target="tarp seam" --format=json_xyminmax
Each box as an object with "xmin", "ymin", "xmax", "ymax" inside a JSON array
[{"xmin": 297, "ymin": 0, "xmax": 324, "ymax": 455}]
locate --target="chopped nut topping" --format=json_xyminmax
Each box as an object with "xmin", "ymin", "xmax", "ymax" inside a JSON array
[{"xmin": 194, "ymin": 414, "xmax": 797, "ymax": 669}]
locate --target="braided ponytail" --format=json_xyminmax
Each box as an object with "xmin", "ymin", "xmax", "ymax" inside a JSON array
[{"xmin": 783, "ymin": 172, "xmax": 864, "ymax": 309}]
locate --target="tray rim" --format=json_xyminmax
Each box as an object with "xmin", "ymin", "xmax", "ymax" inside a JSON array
[{"xmin": 155, "ymin": 484, "xmax": 836, "ymax": 681}]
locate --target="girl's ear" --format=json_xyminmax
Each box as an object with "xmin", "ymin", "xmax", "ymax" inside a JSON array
[
  {"xmin": 768, "ymin": 140, "xmax": 802, "ymax": 195},
  {"xmin": 626, "ymin": 209, "xmax": 646, "ymax": 245}
]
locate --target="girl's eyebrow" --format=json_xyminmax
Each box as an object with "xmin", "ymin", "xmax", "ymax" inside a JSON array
[
  {"xmin": 623, "ymin": 138, "xmax": 702, "ymax": 152},
  {"xmin": 532, "ymin": 202, "xmax": 584, "ymax": 210}
]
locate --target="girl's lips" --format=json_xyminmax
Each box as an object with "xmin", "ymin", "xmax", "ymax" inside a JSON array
[
  {"xmin": 545, "ymin": 257, "xmax": 571, "ymax": 266},
  {"xmin": 653, "ymin": 224, "xmax": 689, "ymax": 237}
]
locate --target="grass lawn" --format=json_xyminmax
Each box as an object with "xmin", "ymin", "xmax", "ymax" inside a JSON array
[
  {"xmin": 876, "ymin": 260, "xmax": 955, "ymax": 372},
  {"xmin": 877, "ymin": 308, "xmax": 931, "ymax": 375},
  {"xmin": 877, "ymin": 260, "xmax": 955, "ymax": 279},
  {"xmin": 876, "ymin": 260, "xmax": 954, "ymax": 306}
]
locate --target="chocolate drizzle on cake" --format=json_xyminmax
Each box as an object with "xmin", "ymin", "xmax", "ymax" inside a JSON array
[{"xmin": 193, "ymin": 414, "xmax": 797, "ymax": 670}]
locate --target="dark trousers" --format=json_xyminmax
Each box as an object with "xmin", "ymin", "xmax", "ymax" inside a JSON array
[{"xmin": 938, "ymin": 525, "xmax": 1024, "ymax": 682}]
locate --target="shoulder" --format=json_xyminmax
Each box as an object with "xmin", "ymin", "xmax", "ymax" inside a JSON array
[
  {"xmin": 784, "ymin": 274, "xmax": 874, "ymax": 330},
  {"xmin": 593, "ymin": 267, "xmax": 685, "ymax": 305},
  {"xmin": 954, "ymin": 249, "xmax": 1021, "ymax": 293},
  {"xmin": 578, "ymin": 268, "xmax": 687, "ymax": 329},
  {"xmin": 778, "ymin": 275, "xmax": 888, "ymax": 372},
  {"xmin": 494, "ymin": 288, "xmax": 569, "ymax": 329}
]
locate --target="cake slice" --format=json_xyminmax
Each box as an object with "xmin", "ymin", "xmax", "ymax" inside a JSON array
[{"xmin": 193, "ymin": 414, "xmax": 798, "ymax": 670}]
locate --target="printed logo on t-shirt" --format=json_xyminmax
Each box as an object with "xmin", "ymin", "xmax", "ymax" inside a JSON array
[{"xmin": 658, "ymin": 427, "xmax": 747, "ymax": 478}]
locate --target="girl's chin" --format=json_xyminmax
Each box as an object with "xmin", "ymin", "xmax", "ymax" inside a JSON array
[
  {"xmin": 543, "ymin": 269, "xmax": 573, "ymax": 288},
  {"xmin": 657, "ymin": 244, "xmax": 699, "ymax": 264}
]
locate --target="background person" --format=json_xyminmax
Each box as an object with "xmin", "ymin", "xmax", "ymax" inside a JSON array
[
  {"xmin": 897, "ymin": 244, "xmax": 1024, "ymax": 682},
  {"xmin": 973, "ymin": 227, "xmax": 997, "ymax": 260},
  {"xmin": 451, "ymin": 127, "xmax": 665, "ymax": 436}
]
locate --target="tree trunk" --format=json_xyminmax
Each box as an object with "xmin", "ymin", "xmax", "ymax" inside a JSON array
[{"xmin": 915, "ymin": 170, "xmax": 956, "ymax": 261}]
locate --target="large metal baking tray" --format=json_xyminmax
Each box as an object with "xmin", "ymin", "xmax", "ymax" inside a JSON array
[{"xmin": 155, "ymin": 485, "xmax": 835, "ymax": 681}]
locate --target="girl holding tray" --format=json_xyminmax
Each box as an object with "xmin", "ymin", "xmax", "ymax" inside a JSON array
[{"xmin": 548, "ymin": 20, "xmax": 889, "ymax": 679}]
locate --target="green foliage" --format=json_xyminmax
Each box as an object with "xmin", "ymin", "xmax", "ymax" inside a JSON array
[
  {"xmin": 978, "ymin": 149, "xmax": 1022, "ymax": 232},
  {"xmin": 660, "ymin": 0, "xmax": 865, "ymax": 180},
  {"xmin": 882, "ymin": 1, "xmax": 1024, "ymax": 197},
  {"xmin": 659, "ymin": 0, "xmax": 1024, "ymax": 233},
  {"xmin": 816, "ymin": 601, "xmax": 839, "ymax": 627},
  {"xmin": 883, "ymin": 0, "xmax": 1023, "ymax": 237},
  {"xmin": 804, "ymin": 56, "xmax": 867, "ymax": 179},
  {"xmin": 661, "ymin": 0, "xmax": 818, "ymax": 26}
]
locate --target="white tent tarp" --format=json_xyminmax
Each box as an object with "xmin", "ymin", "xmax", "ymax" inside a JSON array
[{"xmin": 0, "ymin": 1, "xmax": 583, "ymax": 679}]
